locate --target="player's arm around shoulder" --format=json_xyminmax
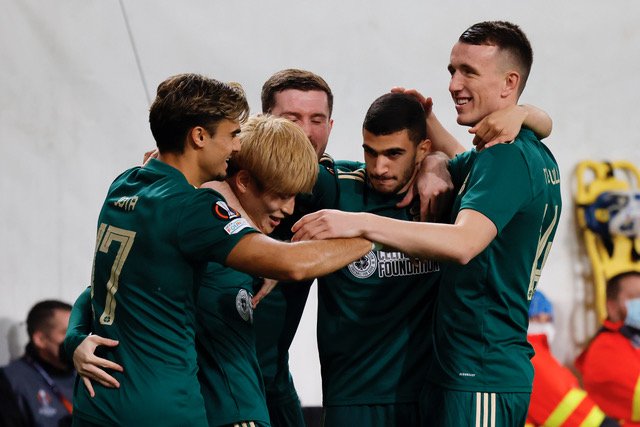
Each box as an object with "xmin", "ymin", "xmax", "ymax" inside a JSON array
[
  {"xmin": 292, "ymin": 208, "xmax": 496, "ymax": 265},
  {"xmin": 471, "ymin": 104, "xmax": 552, "ymax": 150},
  {"xmin": 225, "ymin": 232, "xmax": 372, "ymax": 282}
]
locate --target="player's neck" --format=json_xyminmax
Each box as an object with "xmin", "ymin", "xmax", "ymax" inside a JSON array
[{"xmin": 158, "ymin": 151, "xmax": 204, "ymax": 187}]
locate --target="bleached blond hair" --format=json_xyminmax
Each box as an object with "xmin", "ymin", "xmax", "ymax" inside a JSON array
[{"xmin": 229, "ymin": 115, "xmax": 318, "ymax": 195}]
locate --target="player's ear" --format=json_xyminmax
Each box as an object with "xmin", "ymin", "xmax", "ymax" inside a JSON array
[
  {"xmin": 416, "ymin": 138, "xmax": 430, "ymax": 162},
  {"xmin": 501, "ymin": 71, "xmax": 520, "ymax": 98},
  {"xmin": 234, "ymin": 170, "xmax": 252, "ymax": 194},
  {"xmin": 190, "ymin": 126, "xmax": 207, "ymax": 149}
]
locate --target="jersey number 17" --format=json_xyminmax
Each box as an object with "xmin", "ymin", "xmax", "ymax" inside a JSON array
[{"xmin": 91, "ymin": 223, "xmax": 137, "ymax": 325}]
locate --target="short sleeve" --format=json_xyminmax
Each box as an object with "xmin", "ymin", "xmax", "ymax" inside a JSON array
[
  {"xmin": 177, "ymin": 190, "xmax": 259, "ymax": 264},
  {"xmin": 459, "ymin": 145, "xmax": 532, "ymax": 233},
  {"xmin": 449, "ymin": 150, "xmax": 478, "ymax": 189}
]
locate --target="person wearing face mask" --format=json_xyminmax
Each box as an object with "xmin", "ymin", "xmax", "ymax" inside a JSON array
[
  {"xmin": 1, "ymin": 300, "xmax": 76, "ymax": 427},
  {"xmin": 525, "ymin": 292, "xmax": 619, "ymax": 427},
  {"xmin": 576, "ymin": 271, "xmax": 640, "ymax": 426}
]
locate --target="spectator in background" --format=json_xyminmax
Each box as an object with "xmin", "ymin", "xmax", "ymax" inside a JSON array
[
  {"xmin": 1, "ymin": 300, "xmax": 75, "ymax": 427},
  {"xmin": 526, "ymin": 291, "xmax": 619, "ymax": 427},
  {"xmin": 576, "ymin": 271, "xmax": 640, "ymax": 426}
]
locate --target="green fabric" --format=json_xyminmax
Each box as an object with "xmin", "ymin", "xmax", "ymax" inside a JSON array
[
  {"xmin": 322, "ymin": 402, "xmax": 420, "ymax": 427},
  {"xmin": 70, "ymin": 159, "xmax": 258, "ymax": 426},
  {"xmin": 254, "ymin": 280, "xmax": 311, "ymax": 400},
  {"xmin": 431, "ymin": 129, "xmax": 562, "ymax": 393},
  {"xmin": 196, "ymin": 264, "xmax": 270, "ymax": 427},
  {"xmin": 253, "ymin": 162, "xmax": 323, "ymax": 415},
  {"xmin": 311, "ymin": 160, "xmax": 440, "ymax": 406},
  {"xmin": 420, "ymin": 383, "xmax": 530, "ymax": 427},
  {"xmin": 64, "ymin": 286, "xmax": 91, "ymax": 357},
  {"xmin": 265, "ymin": 389, "xmax": 306, "ymax": 427}
]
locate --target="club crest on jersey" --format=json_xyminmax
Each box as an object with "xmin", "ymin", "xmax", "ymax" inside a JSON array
[
  {"xmin": 224, "ymin": 218, "xmax": 251, "ymax": 235},
  {"xmin": 213, "ymin": 201, "xmax": 240, "ymax": 220},
  {"xmin": 347, "ymin": 251, "xmax": 377, "ymax": 279},
  {"xmin": 236, "ymin": 289, "xmax": 253, "ymax": 323}
]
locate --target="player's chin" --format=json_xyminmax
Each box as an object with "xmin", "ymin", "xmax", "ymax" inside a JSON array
[{"xmin": 372, "ymin": 183, "xmax": 398, "ymax": 195}]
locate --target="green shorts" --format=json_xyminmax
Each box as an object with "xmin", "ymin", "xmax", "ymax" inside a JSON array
[
  {"xmin": 420, "ymin": 384, "xmax": 530, "ymax": 427},
  {"xmin": 321, "ymin": 403, "xmax": 419, "ymax": 427}
]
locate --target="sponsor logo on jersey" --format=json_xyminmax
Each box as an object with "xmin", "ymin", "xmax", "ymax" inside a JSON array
[
  {"xmin": 224, "ymin": 218, "xmax": 251, "ymax": 235},
  {"xmin": 213, "ymin": 200, "xmax": 240, "ymax": 220},
  {"xmin": 348, "ymin": 250, "xmax": 440, "ymax": 279},
  {"xmin": 348, "ymin": 251, "xmax": 377, "ymax": 279},
  {"xmin": 377, "ymin": 251, "xmax": 439, "ymax": 277},
  {"xmin": 236, "ymin": 288, "xmax": 253, "ymax": 323}
]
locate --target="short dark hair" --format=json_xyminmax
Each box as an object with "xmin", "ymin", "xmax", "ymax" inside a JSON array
[
  {"xmin": 459, "ymin": 21, "xmax": 533, "ymax": 95},
  {"xmin": 149, "ymin": 73, "xmax": 249, "ymax": 154},
  {"xmin": 606, "ymin": 271, "xmax": 640, "ymax": 301},
  {"xmin": 261, "ymin": 69, "xmax": 333, "ymax": 116},
  {"xmin": 26, "ymin": 300, "xmax": 72, "ymax": 339},
  {"xmin": 363, "ymin": 92, "xmax": 427, "ymax": 145}
]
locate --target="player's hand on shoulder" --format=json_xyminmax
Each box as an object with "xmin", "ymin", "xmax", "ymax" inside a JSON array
[
  {"xmin": 398, "ymin": 152, "xmax": 454, "ymax": 223},
  {"xmin": 142, "ymin": 148, "xmax": 159, "ymax": 167},
  {"xmin": 470, "ymin": 104, "xmax": 526, "ymax": 150}
]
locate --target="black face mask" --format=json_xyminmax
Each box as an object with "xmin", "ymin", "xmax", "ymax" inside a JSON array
[{"xmin": 57, "ymin": 341, "xmax": 75, "ymax": 371}]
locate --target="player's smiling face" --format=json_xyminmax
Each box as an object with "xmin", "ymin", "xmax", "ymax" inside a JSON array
[
  {"xmin": 448, "ymin": 41, "xmax": 507, "ymax": 127},
  {"xmin": 362, "ymin": 129, "xmax": 428, "ymax": 195},
  {"xmin": 203, "ymin": 119, "xmax": 242, "ymax": 181},
  {"xmin": 241, "ymin": 182, "xmax": 296, "ymax": 234}
]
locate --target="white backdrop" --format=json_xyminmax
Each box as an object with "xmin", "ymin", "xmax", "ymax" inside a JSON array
[{"xmin": 2, "ymin": 0, "xmax": 639, "ymax": 406}]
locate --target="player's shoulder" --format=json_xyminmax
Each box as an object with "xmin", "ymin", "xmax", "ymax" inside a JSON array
[
  {"xmin": 320, "ymin": 154, "xmax": 366, "ymax": 182},
  {"xmin": 336, "ymin": 167, "xmax": 366, "ymax": 183},
  {"xmin": 195, "ymin": 188, "xmax": 244, "ymax": 219}
]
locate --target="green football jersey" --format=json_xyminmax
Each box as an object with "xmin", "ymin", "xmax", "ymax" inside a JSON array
[
  {"xmin": 311, "ymin": 160, "xmax": 440, "ymax": 406},
  {"xmin": 430, "ymin": 128, "xmax": 562, "ymax": 393},
  {"xmin": 252, "ymin": 154, "xmax": 335, "ymax": 423},
  {"xmin": 70, "ymin": 159, "xmax": 258, "ymax": 426},
  {"xmin": 196, "ymin": 264, "xmax": 270, "ymax": 427},
  {"xmin": 253, "ymin": 278, "xmax": 311, "ymax": 403}
]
